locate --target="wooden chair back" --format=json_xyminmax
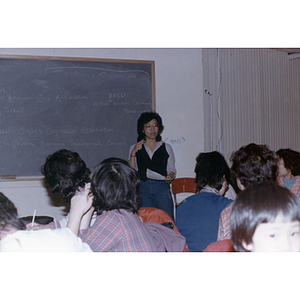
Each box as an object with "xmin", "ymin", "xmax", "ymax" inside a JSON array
[{"xmin": 171, "ymin": 177, "xmax": 198, "ymax": 207}]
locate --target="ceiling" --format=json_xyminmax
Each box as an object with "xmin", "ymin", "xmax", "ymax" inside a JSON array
[
  {"xmin": 274, "ymin": 48, "xmax": 300, "ymax": 60},
  {"xmin": 275, "ymin": 48, "xmax": 300, "ymax": 54}
]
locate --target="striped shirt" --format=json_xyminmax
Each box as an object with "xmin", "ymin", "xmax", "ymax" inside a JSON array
[{"xmin": 79, "ymin": 209, "xmax": 157, "ymax": 252}]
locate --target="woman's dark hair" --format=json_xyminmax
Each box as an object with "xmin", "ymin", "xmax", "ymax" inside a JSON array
[
  {"xmin": 0, "ymin": 193, "xmax": 26, "ymax": 231},
  {"xmin": 91, "ymin": 157, "xmax": 140, "ymax": 215},
  {"xmin": 41, "ymin": 149, "xmax": 91, "ymax": 202},
  {"xmin": 137, "ymin": 112, "xmax": 164, "ymax": 142},
  {"xmin": 276, "ymin": 148, "xmax": 300, "ymax": 176},
  {"xmin": 194, "ymin": 151, "xmax": 230, "ymax": 191},
  {"xmin": 230, "ymin": 143, "xmax": 277, "ymax": 189},
  {"xmin": 230, "ymin": 181, "xmax": 300, "ymax": 252}
]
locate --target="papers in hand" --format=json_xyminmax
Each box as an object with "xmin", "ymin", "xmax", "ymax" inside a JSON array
[{"xmin": 146, "ymin": 169, "xmax": 166, "ymax": 180}]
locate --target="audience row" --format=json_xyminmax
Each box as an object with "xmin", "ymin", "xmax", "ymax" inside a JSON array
[{"xmin": 1, "ymin": 139, "xmax": 300, "ymax": 252}]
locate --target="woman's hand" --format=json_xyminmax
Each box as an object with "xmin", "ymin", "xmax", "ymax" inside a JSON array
[
  {"xmin": 70, "ymin": 184, "xmax": 93, "ymax": 217},
  {"xmin": 165, "ymin": 172, "xmax": 176, "ymax": 183},
  {"xmin": 131, "ymin": 140, "xmax": 145, "ymax": 157},
  {"xmin": 129, "ymin": 140, "xmax": 145, "ymax": 169}
]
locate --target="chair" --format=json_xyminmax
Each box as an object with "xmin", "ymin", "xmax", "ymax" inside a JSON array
[
  {"xmin": 138, "ymin": 207, "xmax": 189, "ymax": 251},
  {"xmin": 171, "ymin": 177, "xmax": 198, "ymax": 207},
  {"xmin": 203, "ymin": 239, "xmax": 235, "ymax": 252}
]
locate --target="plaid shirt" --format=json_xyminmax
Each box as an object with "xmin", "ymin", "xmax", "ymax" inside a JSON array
[{"xmin": 79, "ymin": 209, "xmax": 157, "ymax": 252}]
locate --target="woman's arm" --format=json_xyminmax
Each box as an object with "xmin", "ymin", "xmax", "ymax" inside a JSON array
[
  {"xmin": 67, "ymin": 187, "xmax": 93, "ymax": 236},
  {"xmin": 128, "ymin": 140, "xmax": 145, "ymax": 169},
  {"xmin": 79, "ymin": 206, "xmax": 95, "ymax": 231},
  {"xmin": 165, "ymin": 143, "xmax": 177, "ymax": 183}
]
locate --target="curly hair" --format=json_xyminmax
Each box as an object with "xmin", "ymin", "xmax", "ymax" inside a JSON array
[
  {"xmin": 230, "ymin": 181, "xmax": 300, "ymax": 252},
  {"xmin": 41, "ymin": 149, "xmax": 91, "ymax": 202},
  {"xmin": 194, "ymin": 151, "xmax": 231, "ymax": 191},
  {"xmin": 0, "ymin": 192, "xmax": 26, "ymax": 231},
  {"xmin": 230, "ymin": 143, "xmax": 277, "ymax": 189},
  {"xmin": 91, "ymin": 157, "xmax": 140, "ymax": 215},
  {"xmin": 276, "ymin": 148, "xmax": 300, "ymax": 176},
  {"xmin": 137, "ymin": 112, "xmax": 164, "ymax": 142}
]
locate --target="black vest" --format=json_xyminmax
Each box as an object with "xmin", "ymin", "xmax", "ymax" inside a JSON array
[{"xmin": 136, "ymin": 143, "xmax": 169, "ymax": 182}]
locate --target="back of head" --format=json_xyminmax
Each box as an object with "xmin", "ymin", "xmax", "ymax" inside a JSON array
[
  {"xmin": 91, "ymin": 157, "xmax": 140, "ymax": 215},
  {"xmin": 230, "ymin": 181, "xmax": 300, "ymax": 252},
  {"xmin": 194, "ymin": 151, "xmax": 230, "ymax": 191},
  {"xmin": 230, "ymin": 143, "xmax": 277, "ymax": 189},
  {"xmin": 41, "ymin": 149, "xmax": 91, "ymax": 202},
  {"xmin": 137, "ymin": 111, "xmax": 164, "ymax": 142},
  {"xmin": 276, "ymin": 148, "xmax": 300, "ymax": 176},
  {"xmin": 0, "ymin": 192, "xmax": 26, "ymax": 232}
]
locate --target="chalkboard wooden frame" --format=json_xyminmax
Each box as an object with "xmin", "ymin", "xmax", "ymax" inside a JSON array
[{"xmin": 0, "ymin": 55, "xmax": 155, "ymax": 179}]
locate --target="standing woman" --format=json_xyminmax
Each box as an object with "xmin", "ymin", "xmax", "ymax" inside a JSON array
[
  {"xmin": 276, "ymin": 148, "xmax": 300, "ymax": 198},
  {"xmin": 129, "ymin": 112, "xmax": 176, "ymax": 221}
]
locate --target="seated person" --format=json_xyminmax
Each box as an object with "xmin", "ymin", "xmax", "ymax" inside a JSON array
[
  {"xmin": 276, "ymin": 148, "xmax": 300, "ymax": 198},
  {"xmin": 175, "ymin": 151, "xmax": 233, "ymax": 252},
  {"xmin": 0, "ymin": 192, "xmax": 91, "ymax": 252},
  {"xmin": 31, "ymin": 149, "xmax": 186, "ymax": 251},
  {"xmin": 67, "ymin": 157, "xmax": 158, "ymax": 252},
  {"xmin": 218, "ymin": 143, "xmax": 277, "ymax": 241},
  {"xmin": 29, "ymin": 149, "xmax": 93, "ymax": 230},
  {"xmin": 230, "ymin": 181, "xmax": 300, "ymax": 252}
]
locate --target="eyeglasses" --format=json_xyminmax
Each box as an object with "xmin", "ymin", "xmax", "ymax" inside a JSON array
[{"xmin": 144, "ymin": 124, "xmax": 158, "ymax": 130}]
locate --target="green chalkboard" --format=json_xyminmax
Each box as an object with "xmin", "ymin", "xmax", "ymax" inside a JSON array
[{"xmin": 0, "ymin": 55, "xmax": 155, "ymax": 176}]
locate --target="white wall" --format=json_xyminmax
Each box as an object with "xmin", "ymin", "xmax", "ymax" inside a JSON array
[
  {"xmin": 203, "ymin": 48, "xmax": 300, "ymax": 161},
  {"xmin": 0, "ymin": 179, "xmax": 68, "ymax": 219},
  {"xmin": 0, "ymin": 48, "xmax": 205, "ymax": 218}
]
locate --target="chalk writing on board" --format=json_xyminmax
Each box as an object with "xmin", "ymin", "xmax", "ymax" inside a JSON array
[
  {"xmin": 55, "ymin": 95, "xmax": 89, "ymax": 101},
  {"xmin": 4, "ymin": 107, "xmax": 24, "ymax": 113},
  {"xmin": 133, "ymin": 100, "xmax": 152, "ymax": 106},
  {"xmin": 93, "ymin": 101, "xmax": 109, "ymax": 107},
  {"xmin": 113, "ymin": 101, "xmax": 130, "ymax": 106},
  {"xmin": 8, "ymin": 95, "xmax": 34, "ymax": 102},
  {"xmin": 109, "ymin": 92, "xmax": 126, "ymax": 100},
  {"xmin": 12, "ymin": 140, "xmax": 35, "ymax": 147},
  {"xmin": 0, "ymin": 129, "xmax": 14, "ymax": 135},
  {"xmin": 69, "ymin": 140, "xmax": 104, "ymax": 148},
  {"xmin": 0, "ymin": 57, "xmax": 154, "ymax": 176},
  {"xmin": 5, "ymin": 94, "xmax": 89, "ymax": 103},
  {"xmin": 45, "ymin": 127, "xmax": 77, "ymax": 136},
  {"xmin": 124, "ymin": 108, "xmax": 151, "ymax": 114},
  {"xmin": 44, "ymin": 67, "xmax": 151, "ymax": 83},
  {"xmin": 40, "ymin": 141, "xmax": 66, "ymax": 148},
  {"xmin": 0, "ymin": 138, "xmax": 130, "ymax": 149},
  {"xmin": 18, "ymin": 127, "xmax": 43, "ymax": 135},
  {"xmin": 81, "ymin": 127, "xmax": 113, "ymax": 134},
  {"xmin": 107, "ymin": 139, "xmax": 127, "ymax": 146}
]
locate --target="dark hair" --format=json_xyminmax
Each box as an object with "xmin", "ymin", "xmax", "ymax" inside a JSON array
[
  {"xmin": 0, "ymin": 193, "xmax": 26, "ymax": 232},
  {"xmin": 91, "ymin": 157, "xmax": 140, "ymax": 215},
  {"xmin": 137, "ymin": 112, "xmax": 164, "ymax": 142},
  {"xmin": 194, "ymin": 151, "xmax": 231, "ymax": 191},
  {"xmin": 41, "ymin": 149, "xmax": 91, "ymax": 202},
  {"xmin": 230, "ymin": 143, "xmax": 277, "ymax": 189},
  {"xmin": 276, "ymin": 148, "xmax": 300, "ymax": 176},
  {"xmin": 230, "ymin": 181, "xmax": 300, "ymax": 252}
]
